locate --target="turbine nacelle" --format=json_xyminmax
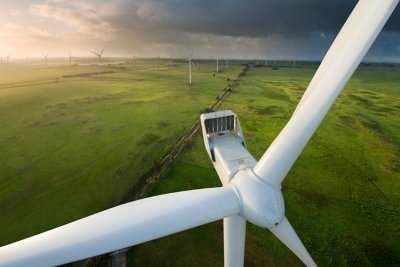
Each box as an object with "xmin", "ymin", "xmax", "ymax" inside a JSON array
[
  {"xmin": 200, "ymin": 110, "xmax": 249, "ymax": 184},
  {"xmin": 201, "ymin": 110, "xmax": 285, "ymax": 228}
]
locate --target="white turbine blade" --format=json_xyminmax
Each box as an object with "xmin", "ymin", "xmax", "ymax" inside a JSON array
[
  {"xmin": 100, "ymin": 46, "xmax": 105, "ymax": 56},
  {"xmin": 0, "ymin": 187, "xmax": 240, "ymax": 267},
  {"xmin": 90, "ymin": 50, "xmax": 100, "ymax": 57},
  {"xmin": 253, "ymin": 0, "xmax": 398, "ymax": 185},
  {"xmin": 269, "ymin": 217, "xmax": 316, "ymax": 267},
  {"xmin": 224, "ymin": 215, "xmax": 246, "ymax": 267}
]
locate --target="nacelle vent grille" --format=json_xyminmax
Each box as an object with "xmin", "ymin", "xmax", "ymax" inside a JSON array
[{"xmin": 204, "ymin": 115, "xmax": 235, "ymax": 134}]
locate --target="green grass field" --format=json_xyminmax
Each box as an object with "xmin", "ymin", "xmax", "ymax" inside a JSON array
[
  {"xmin": 130, "ymin": 64, "xmax": 400, "ymax": 266},
  {"xmin": 1, "ymin": 61, "xmax": 399, "ymax": 266},
  {"xmin": 0, "ymin": 60, "xmax": 243, "ymax": 246}
]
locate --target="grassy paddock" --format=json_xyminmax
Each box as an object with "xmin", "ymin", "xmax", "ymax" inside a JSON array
[
  {"xmin": 0, "ymin": 60, "xmax": 243, "ymax": 246},
  {"xmin": 131, "ymin": 64, "xmax": 400, "ymax": 266}
]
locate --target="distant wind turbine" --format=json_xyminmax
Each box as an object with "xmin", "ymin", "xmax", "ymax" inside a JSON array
[
  {"xmin": 132, "ymin": 54, "xmax": 136, "ymax": 65},
  {"xmin": 68, "ymin": 51, "xmax": 72, "ymax": 66},
  {"xmin": 216, "ymin": 58, "xmax": 219, "ymax": 73},
  {"xmin": 44, "ymin": 52, "xmax": 49, "ymax": 66},
  {"xmin": 90, "ymin": 46, "xmax": 105, "ymax": 72},
  {"xmin": 90, "ymin": 46, "xmax": 105, "ymax": 65},
  {"xmin": 187, "ymin": 51, "xmax": 194, "ymax": 86}
]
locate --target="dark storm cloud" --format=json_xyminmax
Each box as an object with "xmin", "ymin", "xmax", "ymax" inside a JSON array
[
  {"xmin": 114, "ymin": 0, "xmax": 399, "ymax": 39},
  {"xmin": 150, "ymin": 0, "xmax": 356, "ymax": 38},
  {"xmin": 385, "ymin": 5, "xmax": 400, "ymax": 32}
]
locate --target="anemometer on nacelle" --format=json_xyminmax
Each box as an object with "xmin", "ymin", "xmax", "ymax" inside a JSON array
[{"xmin": 200, "ymin": 110, "xmax": 257, "ymax": 185}]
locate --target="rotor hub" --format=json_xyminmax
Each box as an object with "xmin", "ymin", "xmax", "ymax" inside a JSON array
[{"xmin": 231, "ymin": 168, "xmax": 285, "ymax": 228}]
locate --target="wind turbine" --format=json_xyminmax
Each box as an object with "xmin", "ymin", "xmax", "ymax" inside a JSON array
[
  {"xmin": 43, "ymin": 52, "xmax": 49, "ymax": 66},
  {"xmin": 187, "ymin": 51, "xmax": 194, "ymax": 85},
  {"xmin": 0, "ymin": 1, "xmax": 397, "ymax": 266},
  {"xmin": 90, "ymin": 46, "xmax": 105, "ymax": 65},
  {"xmin": 68, "ymin": 51, "xmax": 72, "ymax": 66},
  {"xmin": 90, "ymin": 46, "xmax": 105, "ymax": 73},
  {"xmin": 216, "ymin": 58, "xmax": 219, "ymax": 73}
]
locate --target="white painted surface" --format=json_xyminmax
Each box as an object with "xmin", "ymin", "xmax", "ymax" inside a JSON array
[
  {"xmin": 224, "ymin": 216, "xmax": 246, "ymax": 267},
  {"xmin": 269, "ymin": 217, "xmax": 317, "ymax": 267},
  {"xmin": 212, "ymin": 133, "xmax": 256, "ymax": 184},
  {"xmin": 0, "ymin": 187, "xmax": 240, "ymax": 267}
]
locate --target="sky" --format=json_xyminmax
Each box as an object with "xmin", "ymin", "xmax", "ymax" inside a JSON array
[{"xmin": 0, "ymin": 0, "xmax": 399, "ymax": 62}]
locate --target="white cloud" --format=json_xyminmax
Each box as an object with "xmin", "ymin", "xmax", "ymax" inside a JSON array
[
  {"xmin": 29, "ymin": 26, "xmax": 52, "ymax": 37},
  {"xmin": 8, "ymin": 8, "xmax": 22, "ymax": 16},
  {"xmin": 4, "ymin": 23, "xmax": 23, "ymax": 30},
  {"xmin": 29, "ymin": 3, "xmax": 118, "ymax": 41}
]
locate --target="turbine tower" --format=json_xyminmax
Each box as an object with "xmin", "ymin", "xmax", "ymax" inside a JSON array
[
  {"xmin": 187, "ymin": 51, "xmax": 194, "ymax": 86},
  {"xmin": 216, "ymin": 58, "xmax": 219, "ymax": 73},
  {"xmin": 68, "ymin": 51, "xmax": 72, "ymax": 66},
  {"xmin": 0, "ymin": 1, "xmax": 397, "ymax": 266}
]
